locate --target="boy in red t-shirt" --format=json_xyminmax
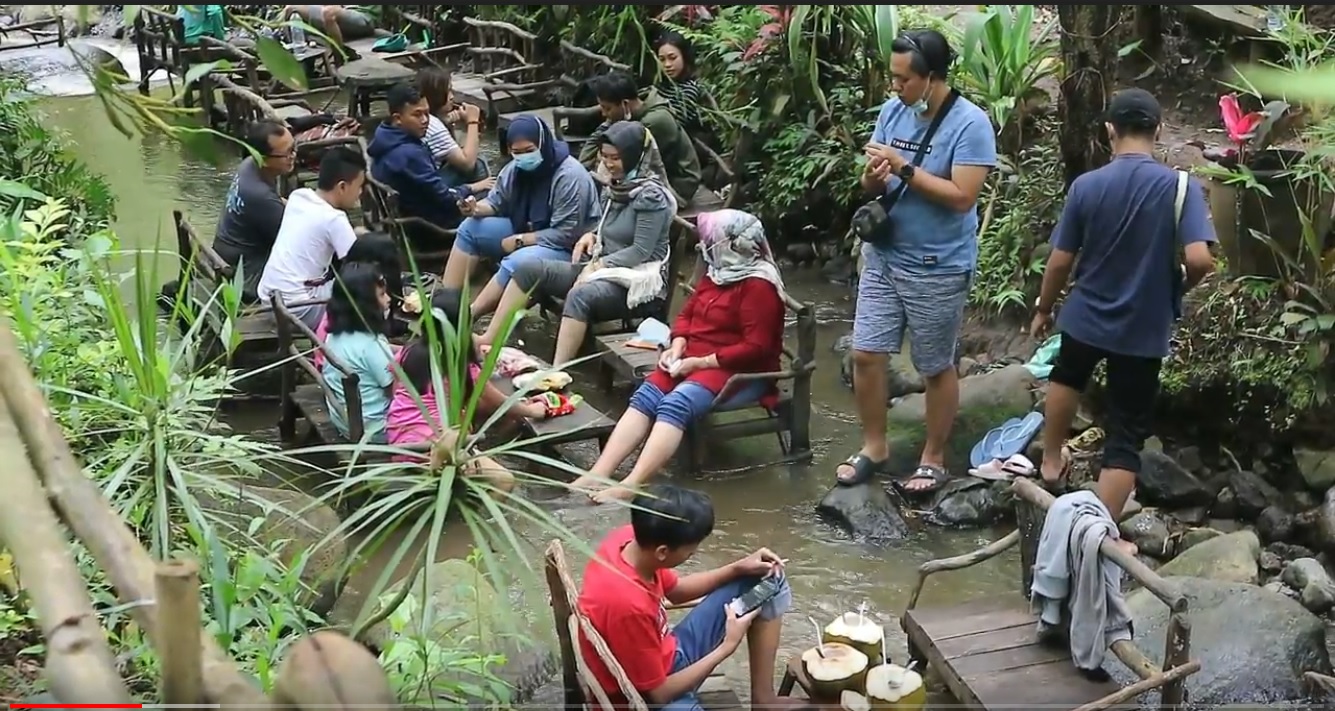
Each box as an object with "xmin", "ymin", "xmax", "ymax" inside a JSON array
[{"xmin": 576, "ymin": 485, "xmax": 808, "ymax": 710}]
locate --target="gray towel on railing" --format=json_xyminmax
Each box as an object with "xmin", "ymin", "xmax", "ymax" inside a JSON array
[{"xmin": 1031, "ymin": 490, "xmax": 1133, "ymax": 672}]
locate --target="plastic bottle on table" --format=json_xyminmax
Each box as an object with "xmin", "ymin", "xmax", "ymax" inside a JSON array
[
  {"xmin": 290, "ymin": 22, "xmax": 306, "ymax": 46},
  {"xmin": 1267, "ymin": 5, "xmax": 1286, "ymax": 32}
]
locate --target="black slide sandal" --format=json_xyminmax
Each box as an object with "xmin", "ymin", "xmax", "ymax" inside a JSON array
[
  {"xmin": 892, "ymin": 464, "xmax": 950, "ymax": 497},
  {"xmin": 835, "ymin": 453, "xmax": 886, "ymax": 487}
]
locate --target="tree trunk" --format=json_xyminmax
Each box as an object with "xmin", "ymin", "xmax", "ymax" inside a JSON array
[{"xmin": 1058, "ymin": 5, "xmax": 1120, "ymax": 186}]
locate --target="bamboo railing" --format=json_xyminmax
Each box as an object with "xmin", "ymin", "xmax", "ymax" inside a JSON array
[{"xmin": 0, "ymin": 321, "xmax": 395, "ymax": 708}]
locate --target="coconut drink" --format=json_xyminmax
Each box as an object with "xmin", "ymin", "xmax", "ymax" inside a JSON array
[
  {"xmin": 800, "ymin": 642, "xmax": 870, "ymax": 701},
  {"xmin": 841, "ymin": 663, "xmax": 925, "ymax": 711},
  {"xmin": 823, "ymin": 612, "xmax": 884, "ymax": 663}
]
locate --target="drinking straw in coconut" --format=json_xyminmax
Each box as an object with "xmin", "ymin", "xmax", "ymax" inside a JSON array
[
  {"xmin": 881, "ymin": 627, "xmax": 888, "ymax": 666},
  {"xmin": 807, "ymin": 616, "xmax": 825, "ymax": 658},
  {"xmin": 858, "ymin": 601, "xmax": 867, "ymax": 627}
]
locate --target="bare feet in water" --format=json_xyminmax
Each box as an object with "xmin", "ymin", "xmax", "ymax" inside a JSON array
[{"xmin": 590, "ymin": 485, "xmax": 635, "ymax": 505}]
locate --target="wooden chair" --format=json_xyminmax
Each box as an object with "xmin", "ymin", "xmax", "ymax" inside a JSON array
[
  {"xmin": 848, "ymin": 478, "xmax": 1201, "ymax": 711},
  {"xmin": 283, "ymin": 135, "xmax": 365, "ymax": 195},
  {"xmin": 133, "ymin": 7, "xmax": 185, "ymax": 97},
  {"xmin": 536, "ymin": 214, "xmax": 691, "ymax": 350},
  {"xmin": 272, "ymin": 294, "xmax": 372, "ymax": 456},
  {"xmin": 544, "ymin": 540, "xmax": 744, "ymax": 711},
  {"xmin": 170, "ymin": 210, "xmax": 279, "ymax": 366},
  {"xmin": 590, "ymin": 220, "xmax": 815, "ymax": 470},
  {"xmin": 454, "ymin": 18, "xmax": 550, "ymax": 117},
  {"xmin": 359, "ymin": 172, "xmax": 457, "ymax": 272}
]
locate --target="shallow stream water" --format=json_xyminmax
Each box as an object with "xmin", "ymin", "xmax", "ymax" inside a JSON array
[{"xmin": 21, "ymin": 43, "xmax": 1021, "ymax": 694}]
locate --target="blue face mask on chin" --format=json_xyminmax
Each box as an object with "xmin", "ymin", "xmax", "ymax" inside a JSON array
[
  {"xmin": 906, "ymin": 79, "xmax": 933, "ymax": 116},
  {"xmin": 512, "ymin": 151, "xmax": 542, "ymax": 171}
]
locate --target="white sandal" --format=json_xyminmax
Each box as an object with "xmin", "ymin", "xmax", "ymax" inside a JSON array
[{"xmin": 969, "ymin": 454, "xmax": 1035, "ymax": 482}]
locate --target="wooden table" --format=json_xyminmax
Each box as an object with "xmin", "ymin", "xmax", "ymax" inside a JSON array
[
  {"xmin": 336, "ymin": 57, "xmax": 416, "ymax": 117},
  {"xmin": 491, "ymin": 367, "xmax": 615, "ymax": 450},
  {"xmin": 593, "ymin": 332, "xmax": 665, "ymax": 393}
]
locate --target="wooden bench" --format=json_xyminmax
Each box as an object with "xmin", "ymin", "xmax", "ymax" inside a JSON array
[
  {"xmin": 0, "ymin": 11, "xmax": 65, "ymax": 53},
  {"xmin": 592, "ymin": 223, "xmax": 815, "ymax": 470},
  {"xmin": 170, "ymin": 210, "xmax": 282, "ymax": 367},
  {"xmin": 544, "ymin": 540, "xmax": 743, "ymax": 711},
  {"xmin": 882, "ymin": 478, "xmax": 1201, "ymax": 711}
]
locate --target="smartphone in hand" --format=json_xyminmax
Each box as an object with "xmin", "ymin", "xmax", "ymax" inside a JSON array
[{"xmin": 729, "ymin": 576, "xmax": 784, "ymax": 616}]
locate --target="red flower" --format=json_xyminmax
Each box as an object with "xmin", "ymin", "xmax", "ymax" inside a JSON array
[{"xmin": 1219, "ymin": 93, "xmax": 1263, "ymax": 145}]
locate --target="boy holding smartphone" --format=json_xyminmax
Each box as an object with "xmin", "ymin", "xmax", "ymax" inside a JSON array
[{"xmin": 577, "ymin": 485, "xmax": 807, "ymax": 710}]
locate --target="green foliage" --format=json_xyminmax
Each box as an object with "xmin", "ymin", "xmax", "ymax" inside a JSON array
[
  {"xmin": 958, "ymin": 5, "xmax": 1060, "ymax": 134},
  {"xmin": 0, "ymin": 87, "xmax": 584, "ymax": 703},
  {"xmin": 0, "ymin": 75, "xmax": 114, "ymax": 230},
  {"xmin": 969, "ymin": 130, "xmax": 1065, "ymax": 313}
]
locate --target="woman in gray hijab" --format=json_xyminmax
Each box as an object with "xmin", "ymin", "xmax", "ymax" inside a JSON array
[{"xmin": 477, "ymin": 121, "xmax": 678, "ymax": 366}]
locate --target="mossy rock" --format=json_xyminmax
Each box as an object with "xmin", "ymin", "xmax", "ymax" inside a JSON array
[
  {"xmin": 197, "ymin": 485, "xmax": 347, "ymax": 616},
  {"xmin": 885, "ymin": 364, "xmax": 1037, "ymax": 477},
  {"xmin": 338, "ymin": 558, "xmax": 556, "ymax": 704}
]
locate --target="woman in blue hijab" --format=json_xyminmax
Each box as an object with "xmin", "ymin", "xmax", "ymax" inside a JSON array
[{"xmin": 440, "ymin": 114, "xmax": 600, "ymax": 318}]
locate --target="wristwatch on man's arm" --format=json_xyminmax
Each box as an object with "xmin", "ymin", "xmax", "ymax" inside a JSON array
[{"xmin": 898, "ymin": 164, "xmax": 916, "ymax": 183}]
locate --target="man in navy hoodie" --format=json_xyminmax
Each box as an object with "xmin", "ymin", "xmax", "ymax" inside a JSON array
[{"xmin": 368, "ymin": 83, "xmax": 475, "ymax": 234}]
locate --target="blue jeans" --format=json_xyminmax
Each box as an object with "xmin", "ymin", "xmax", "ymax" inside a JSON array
[
  {"xmin": 454, "ymin": 216, "xmax": 571, "ymax": 288},
  {"xmin": 662, "ymin": 573, "xmax": 793, "ymax": 711},
  {"xmin": 629, "ymin": 380, "xmax": 769, "ymax": 431}
]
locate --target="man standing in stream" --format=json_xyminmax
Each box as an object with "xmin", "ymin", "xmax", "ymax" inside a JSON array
[
  {"xmin": 837, "ymin": 29, "xmax": 996, "ymax": 496},
  {"xmin": 1030, "ymin": 88, "xmax": 1216, "ymax": 537}
]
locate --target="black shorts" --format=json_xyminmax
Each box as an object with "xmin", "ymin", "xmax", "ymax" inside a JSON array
[{"xmin": 1049, "ymin": 334, "xmax": 1161, "ymax": 475}]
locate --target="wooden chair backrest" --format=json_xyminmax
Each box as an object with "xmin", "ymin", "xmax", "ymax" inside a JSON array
[
  {"xmin": 173, "ymin": 209, "xmax": 231, "ymax": 285},
  {"xmin": 544, "ymin": 540, "xmax": 649, "ymax": 711},
  {"xmin": 557, "ymin": 41, "xmax": 630, "ymax": 92},
  {"xmin": 270, "ymin": 293, "xmax": 365, "ymax": 442},
  {"xmin": 133, "ymin": 7, "xmax": 184, "ymax": 75},
  {"xmin": 462, "ymin": 17, "xmax": 541, "ymax": 81}
]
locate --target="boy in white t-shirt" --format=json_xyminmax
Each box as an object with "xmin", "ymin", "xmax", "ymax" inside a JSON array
[{"xmin": 258, "ymin": 146, "xmax": 367, "ymax": 328}]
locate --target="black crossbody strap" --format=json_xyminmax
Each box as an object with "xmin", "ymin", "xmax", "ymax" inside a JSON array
[{"xmin": 878, "ymin": 89, "xmax": 962, "ymax": 213}]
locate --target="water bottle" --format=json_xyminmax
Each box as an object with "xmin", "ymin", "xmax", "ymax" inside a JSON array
[
  {"xmin": 1267, "ymin": 5, "xmax": 1286, "ymax": 32},
  {"xmin": 290, "ymin": 22, "xmax": 306, "ymax": 46}
]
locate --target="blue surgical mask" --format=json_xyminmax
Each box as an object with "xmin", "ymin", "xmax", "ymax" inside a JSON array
[
  {"xmin": 512, "ymin": 151, "xmax": 542, "ymax": 171},
  {"xmin": 906, "ymin": 79, "xmax": 935, "ymax": 116}
]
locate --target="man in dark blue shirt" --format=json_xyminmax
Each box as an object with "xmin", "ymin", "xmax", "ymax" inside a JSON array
[{"xmin": 1032, "ymin": 88, "xmax": 1217, "ymax": 536}]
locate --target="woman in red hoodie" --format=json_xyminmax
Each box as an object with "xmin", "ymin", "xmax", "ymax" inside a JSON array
[{"xmin": 573, "ymin": 209, "xmax": 787, "ymax": 504}]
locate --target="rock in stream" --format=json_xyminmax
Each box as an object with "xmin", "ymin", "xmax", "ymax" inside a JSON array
[{"xmin": 1112, "ymin": 576, "xmax": 1332, "ymax": 707}]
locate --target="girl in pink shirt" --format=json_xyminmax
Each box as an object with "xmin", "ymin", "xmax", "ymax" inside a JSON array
[{"xmin": 387, "ymin": 294, "xmax": 547, "ymax": 472}]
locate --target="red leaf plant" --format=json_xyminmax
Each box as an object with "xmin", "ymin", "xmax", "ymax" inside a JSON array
[
  {"xmin": 656, "ymin": 5, "xmax": 718, "ymax": 26},
  {"xmin": 742, "ymin": 5, "xmax": 794, "ymax": 61},
  {"xmin": 1220, "ymin": 93, "xmax": 1264, "ymax": 148}
]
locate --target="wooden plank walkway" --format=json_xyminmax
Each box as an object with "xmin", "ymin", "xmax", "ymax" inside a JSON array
[{"xmin": 903, "ymin": 596, "xmax": 1134, "ymax": 711}]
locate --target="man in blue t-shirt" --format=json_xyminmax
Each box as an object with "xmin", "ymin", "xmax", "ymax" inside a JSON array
[
  {"xmin": 837, "ymin": 29, "xmax": 997, "ymax": 495},
  {"xmin": 1032, "ymin": 88, "xmax": 1216, "ymax": 535}
]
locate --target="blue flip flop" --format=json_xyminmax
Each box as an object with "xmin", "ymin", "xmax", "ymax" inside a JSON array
[{"xmin": 969, "ymin": 411, "xmax": 1045, "ymax": 469}]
